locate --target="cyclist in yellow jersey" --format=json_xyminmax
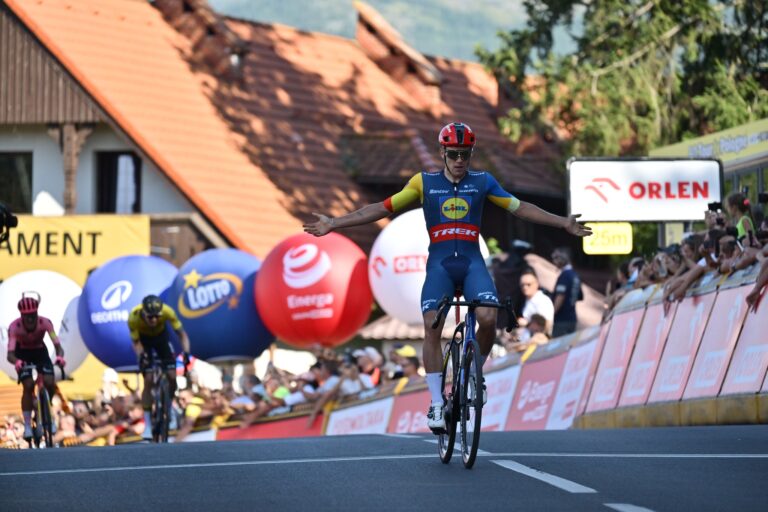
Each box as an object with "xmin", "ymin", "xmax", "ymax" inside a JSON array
[
  {"xmin": 304, "ymin": 122, "xmax": 591, "ymax": 431},
  {"xmin": 128, "ymin": 294, "xmax": 191, "ymax": 439}
]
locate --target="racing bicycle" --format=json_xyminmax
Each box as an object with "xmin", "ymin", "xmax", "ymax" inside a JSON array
[
  {"xmin": 145, "ymin": 352, "xmax": 173, "ymax": 443},
  {"xmin": 431, "ymin": 293, "xmax": 515, "ymax": 468},
  {"xmin": 18, "ymin": 362, "xmax": 65, "ymax": 448}
]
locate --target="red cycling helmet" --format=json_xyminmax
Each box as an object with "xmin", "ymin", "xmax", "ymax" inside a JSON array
[
  {"xmin": 18, "ymin": 297, "xmax": 39, "ymax": 315},
  {"xmin": 438, "ymin": 122, "xmax": 476, "ymax": 148}
]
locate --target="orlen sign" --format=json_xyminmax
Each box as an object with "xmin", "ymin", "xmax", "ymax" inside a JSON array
[
  {"xmin": 256, "ymin": 232, "xmax": 372, "ymax": 348},
  {"xmin": 568, "ymin": 158, "xmax": 722, "ymax": 221}
]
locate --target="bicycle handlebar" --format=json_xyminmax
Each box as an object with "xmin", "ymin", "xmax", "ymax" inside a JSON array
[
  {"xmin": 16, "ymin": 362, "xmax": 66, "ymax": 383},
  {"xmin": 430, "ymin": 297, "xmax": 518, "ymax": 332}
]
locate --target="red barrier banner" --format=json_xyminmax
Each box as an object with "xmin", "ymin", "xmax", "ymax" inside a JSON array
[
  {"xmin": 506, "ymin": 352, "xmax": 568, "ymax": 430},
  {"xmin": 619, "ymin": 302, "xmax": 678, "ymax": 406},
  {"xmin": 480, "ymin": 365, "xmax": 521, "ymax": 431},
  {"xmin": 648, "ymin": 293, "xmax": 717, "ymax": 402},
  {"xmin": 576, "ymin": 323, "xmax": 611, "ymax": 417},
  {"xmin": 683, "ymin": 287, "xmax": 750, "ymax": 399},
  {"xmin": 387, "ymin": 390, "xmax": 431, "ymax": 434},
  {"xmin": 217, "ymin": 415, "xmax": 323, "ymax": 440},
  {"xmin": 547, "ymin": 339, "xmax": 598, "ymax": 429},
  {"xmin": 325, "ymin": 397, "xmax": 394, "ymax": 435},
  {"xmin": 720, "ymin": 289, "xmax": 768, "ymax": 395},
  {"xmin": 586, "ymin": 309, "xmax": 644, "ymax": 412}
]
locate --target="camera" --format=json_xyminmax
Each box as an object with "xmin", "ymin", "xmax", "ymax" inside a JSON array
[
  {"xmin": 707, "ymin": 201, "xmax": 723, "ymax": 212},
  {"xmin": 759, "ymin": 193, "xmax": 768, "ymax": 204},
  {"xmin": 0, "ymin": 203, "xmax": 19, "ymax": 244}
]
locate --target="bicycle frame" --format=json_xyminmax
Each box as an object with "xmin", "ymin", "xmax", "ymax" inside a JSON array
[{"xmin": 18, "ymin": 363, "xmax": 65, "ymax": 448}]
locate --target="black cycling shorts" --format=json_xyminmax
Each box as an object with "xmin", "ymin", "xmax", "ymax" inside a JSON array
[
  {"xmin": 138, "ymin": 331, "xmax": 176, "ymax": 373},
  {"xmin": 15, "ymin": 347, "xmax": 54, "ymax": 381}
]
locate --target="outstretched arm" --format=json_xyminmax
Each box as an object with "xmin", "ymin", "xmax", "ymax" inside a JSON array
[
  {"xmin": 513, "ymin": 201, "xmax": 592, "ymax": 237},
  {"xmin": 303, "ymin": 203, "xmax": 391, "ymax": 237}
]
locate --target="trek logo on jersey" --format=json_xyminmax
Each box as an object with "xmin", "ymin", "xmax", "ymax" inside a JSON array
[
  {"xmin": 429, "ymin": 223, "xmax": 480, "ymax": 243},
  {"xmin": 177, "ymin": 269, "xmax": 243, "ymax": 319},
  {"xmin": 440, "ymin": 196, "xmax": 470, "ymax": 220}
]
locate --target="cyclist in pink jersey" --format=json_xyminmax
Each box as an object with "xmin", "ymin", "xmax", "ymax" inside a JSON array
[{"xmin": 6, "ymin": 295, "xmax": 65, "ymax": 440}]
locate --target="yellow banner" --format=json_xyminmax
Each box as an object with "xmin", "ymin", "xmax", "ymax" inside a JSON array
[
  {"xmin": 649, "ymin": 118, "xmax": 768, "ymax": 169},
  {"xmin": 583, "ymin": 222, "xmax": 633, "ymax": 255},
  {"xmin": 0, "ymin": 215, "xmax": 150, "ymax": 285}
]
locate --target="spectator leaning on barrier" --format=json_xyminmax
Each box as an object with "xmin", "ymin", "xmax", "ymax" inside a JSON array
[
  {"xmin": 551, "ymin": 247, "xmax": 583, "ymax": 337},
  {"xmin": 726, "ymin": 192, "xmax": 758, "ymax": 248},
  {"xmin": 518, "ymin": 267, "xmax": 554, "ymax": 334},
  {"xmin": 352, "ymin": 346, "xmax": 383, "ymax": 386},
  {"xmin": 306, "ymin": 358, "xmax": 373, "ymax": 427},
  {"xmin": 746, "ymin": 257, "xmax": 768, "ymax": 311}
]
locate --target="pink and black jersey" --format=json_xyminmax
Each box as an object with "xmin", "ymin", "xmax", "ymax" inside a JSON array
[{"xmin": 7, "ymin": 316, "xmax": 56, "ymax": 351}]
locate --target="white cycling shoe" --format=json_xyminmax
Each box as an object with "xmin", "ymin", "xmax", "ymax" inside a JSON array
[{"xmin": 427, "ymin": 404, "xmax": 446, "ymax": 432}]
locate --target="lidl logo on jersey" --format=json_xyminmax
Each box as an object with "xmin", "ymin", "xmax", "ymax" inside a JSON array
[
  {"xmin": 177, "ymin": 269, "xmax": 243, "ymax": 318},
  {"xmin": 440, "ymin": 196, "xmax": 470, "ymax": 220}
]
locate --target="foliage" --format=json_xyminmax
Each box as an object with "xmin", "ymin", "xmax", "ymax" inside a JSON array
[{"xmin": 476, "ymin": 0, "xmax": 768, "ymax": 156}]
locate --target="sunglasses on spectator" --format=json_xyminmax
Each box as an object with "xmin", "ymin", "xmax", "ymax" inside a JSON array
[{"xmin": 445, "ymin": 149, "xmax": 472, "ymax": 161}]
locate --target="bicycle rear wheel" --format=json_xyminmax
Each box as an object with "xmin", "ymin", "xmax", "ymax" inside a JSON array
[
  {"xmin": 459, "ymin": 339, "xmax": 483, "ymax": 469},
  {"xmin": 438, "ymin": 330, "xmax": 461, "ymax": 463},
  {"xmin": 38, "ymin": 387, "xmax": 53, "ymax": 448}
]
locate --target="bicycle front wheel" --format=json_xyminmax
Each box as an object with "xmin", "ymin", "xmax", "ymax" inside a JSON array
[
  {"xmin": 459, "ymin": 339, "xmax": 483, "ymax": 469},
  {"xmin": 438, "ymin": 332, "xmax": 461, "ymax": 463},
  {"xmin": 38, "ymin": 387, "xmax": 53, "ymax": 448},
  {"xmin": 153, "ymin": 376, "xmax": 171, "ymax": 443}
]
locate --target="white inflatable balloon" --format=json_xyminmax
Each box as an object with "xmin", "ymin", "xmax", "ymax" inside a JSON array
[
  {"xmin": 0, "ymin": 271, "xmax": 82, "ymax": 379},
  {"xmin": 368, "ymin": 209, "xmax": 489, "ymax": 325},
  {"xmin": 57, "ymin": 296, "xmax": 90, "ymax": 375}
]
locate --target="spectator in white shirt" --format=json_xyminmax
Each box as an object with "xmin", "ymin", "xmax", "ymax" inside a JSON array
[{"xmin": 518, "ymin": 268, "xmax": 554, "ymax": 335}]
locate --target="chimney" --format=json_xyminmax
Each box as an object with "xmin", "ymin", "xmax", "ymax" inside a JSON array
[{"xmin": 354, "ymin": 1, "xmax": 442, "ymax": 117}]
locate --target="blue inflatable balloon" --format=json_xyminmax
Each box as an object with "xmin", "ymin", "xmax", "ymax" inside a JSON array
[
  {"xmin": 165, "ymin": 248, "xmax": 274, "ymax": 361},
  {"xmin": 78, "ymin": 255, "xmax": 179, "ymax": 371}
]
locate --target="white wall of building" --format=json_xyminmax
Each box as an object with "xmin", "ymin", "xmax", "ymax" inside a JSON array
[{"xmin": 0, "ymin": 124, "xmax": 193, "ymax": 214}]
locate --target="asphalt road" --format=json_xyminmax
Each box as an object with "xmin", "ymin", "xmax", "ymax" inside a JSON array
[{"xmin": 1, "ymin": 425, "xmax": 767, "ymax": 512}]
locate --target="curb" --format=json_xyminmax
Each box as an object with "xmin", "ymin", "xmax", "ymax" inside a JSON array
[{"xmin": 575, "ymin": 394, "xmax": 767, "ymax": 428}]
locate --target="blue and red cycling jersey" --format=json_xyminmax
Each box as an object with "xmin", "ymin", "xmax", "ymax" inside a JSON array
[{"xmin": 384, "ymin": 170, "xmax": 520, "ymax": 313}]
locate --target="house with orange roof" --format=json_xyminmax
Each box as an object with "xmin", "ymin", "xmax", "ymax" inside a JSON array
[{"xmin": 1, "ymin": 0, "xmax": 570, "ymax": 266}]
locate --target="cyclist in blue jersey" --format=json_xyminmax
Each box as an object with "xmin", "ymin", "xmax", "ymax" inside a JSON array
[{"xmin": 304, "ymin": 122, "xmax": 591, "ymax": 431}]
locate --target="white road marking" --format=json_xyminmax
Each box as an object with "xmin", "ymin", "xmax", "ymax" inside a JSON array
[
  {"xmin": 605, "ymin": 503, "xmax": 656, "ymax": 512},
  {"xmin": 380, "ymin": 433, "xmax": 418, "ymax": 439},
  {"xmin": 422, "ymin": 438, "xmax": 492, "ymax": 456},
  {"xmin": 488, "ymin": 453, "xmax": 768, "ymax": 459},
  {"xmin": 492, "ymin": 460, "xmax": 597, "ymax": 494}
]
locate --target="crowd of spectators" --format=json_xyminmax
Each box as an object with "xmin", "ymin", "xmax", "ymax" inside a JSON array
[{"xmin": 603, "ymin": 192, "xmax": 768, "ymax": 317}]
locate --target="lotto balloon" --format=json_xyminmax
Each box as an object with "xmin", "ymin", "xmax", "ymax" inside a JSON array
[
  {"xmin": 368, "ymin": 209, "xmax": 490, "ymax": 325},
  {"xmin": 78, "ymin": 255, "xmax": 178, "ymax": 371},
  {"xmin": 165, "ymin": 248, "xmax": 273, "ymax": 361},
  {"xmin": 255, "ymin": 232, "xmax": 372, "ymax": 347},
  {"xmin": 0, "ymin": 270, "xmax": 82, "ymax": 379}
]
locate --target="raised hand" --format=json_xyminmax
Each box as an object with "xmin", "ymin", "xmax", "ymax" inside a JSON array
[
  {"xmin": 565, "ymin": 214, "xmax": 592, "ymax": 237},
  {"xmin": 302, "ymin": 212, "xmax": 334, "ymax": 237}
]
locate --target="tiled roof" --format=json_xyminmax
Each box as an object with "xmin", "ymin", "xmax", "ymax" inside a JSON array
[{"xmin": 6, "ymin": 0, "xmax": 303, "ymax": 257}]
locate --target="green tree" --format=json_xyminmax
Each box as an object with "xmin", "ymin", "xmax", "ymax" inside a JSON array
[{"xmin": 477, "ymin": 0, "xmax": 768, "ymax": 157}]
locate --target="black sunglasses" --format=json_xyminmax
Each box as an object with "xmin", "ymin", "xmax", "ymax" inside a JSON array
[
  {"xmin": 445, "ymin": 149, "xmax": 472, "ymax": 161},
  {"xmin": 145, "ymin": 314, "xmax": 160, "ymax": 320}
]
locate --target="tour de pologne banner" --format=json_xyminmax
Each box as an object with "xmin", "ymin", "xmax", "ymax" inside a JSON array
[{"xmin": 0, "ymin": 215, "xmax": 150, "ymax": 285}]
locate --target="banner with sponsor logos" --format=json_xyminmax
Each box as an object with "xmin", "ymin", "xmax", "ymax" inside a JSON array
[
  {"xmin": 480, "ymin": 365, "xmax": 521, "ymax": 431},
  {"xmin": 586, "ymin": 309, "xmax": 644, "ymax": 412},
  {"xmin": 506, "ymin": 352, "xmax": 568, "ymax": 430},
  {"xmin": 647, "ymin": 294, "xmax": 717, "ymax": 403},
  {"xmin": 720, "ymin": 293, "xmax": 768, "ymax": 395},
  {"xmin": 217, "ymin": 415, "xmax": 322, "ymax": 440},
  {"xmin": 0, "ymin": 215, "xmax": 150, "ymax": 285},
  {"xmin": 325, "ymin": 397, "xmax": 395, "ymax": 436},
  {"xmin": 619, "ymin": 303, "xmax": 677, "ymax": 407},
  {"xmin": 683, "ymin": 287, "xmax": 749, "ymax": 399},
  {"xmin": 547, "ymin": 340, "xmax": 598, "ymax": 429},
  {"xmin": 576, "ymin": 323, "xmax": 610, "ymax": 417},
  {"xmin": 387, "ymin": 390, "xmax": 431, "ymax": 434},
  {"xmin": 568, "ymin": 159, "xmax": 722, "ymax": 222}
]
